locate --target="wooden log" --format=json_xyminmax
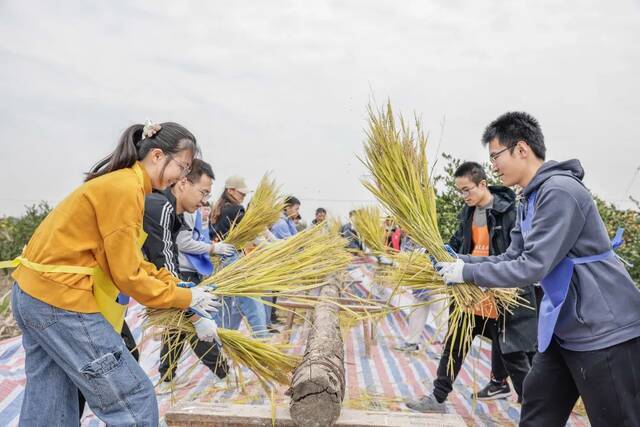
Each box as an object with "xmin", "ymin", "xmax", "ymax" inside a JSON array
[
  {"xmin": 287, "ymin": 279, "xmax": 345, "ymax": 427},
  {"xmin": 165, "ymin": 402, "xmax": 467, "ymax": 426}
]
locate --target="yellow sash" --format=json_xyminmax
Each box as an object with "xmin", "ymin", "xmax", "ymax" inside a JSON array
[
  {"xmin": 91, "ymin": 228, "xmax": 148, "ymax": 332},
  {"xmin": 0, "ymin": 164, "xmax": 148, "ymax": 333}
]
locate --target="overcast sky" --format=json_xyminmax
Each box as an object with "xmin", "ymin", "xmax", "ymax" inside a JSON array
[{"xmin": 1, "ymin": 0, "xmax": 639, "ymax": 222}]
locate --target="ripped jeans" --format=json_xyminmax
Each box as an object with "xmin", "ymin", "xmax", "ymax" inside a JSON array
[{"xmin": 11, "ymin": 283, "xmax": 157, "ymax": 426}]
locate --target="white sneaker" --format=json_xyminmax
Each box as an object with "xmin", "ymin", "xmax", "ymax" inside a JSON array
[{"xmin": 394, "ymin": 342, "xmax": 422, "ymax": 352}]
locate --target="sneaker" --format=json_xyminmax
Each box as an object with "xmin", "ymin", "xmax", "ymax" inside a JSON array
[
  {"xmin": 267, "ymin": 325, "xmax": 280, "ymax": 334},
  {"xmin": 476, "ymin": 380, "xmax": 512, "ymax": 400},
  {"xmin": 405, "ymin": 395, "xmax": 448, "ymax": 413},
  {"xmin": 212, "ymin": 358, "xmax": 230, "ymax": 380},
  {"xmin": 394, "ymin": 342, "xmax": 422, "ymax": 352}
]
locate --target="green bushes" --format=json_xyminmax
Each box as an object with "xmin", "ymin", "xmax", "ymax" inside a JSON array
[{"xmin": 0, "ymin": 202, "xmax": 51, "ymax": 263}]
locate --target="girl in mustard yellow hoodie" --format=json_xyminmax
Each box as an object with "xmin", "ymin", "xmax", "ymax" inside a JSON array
[{"xmin": 10, "ymin": 122, "xmax": 219, "ymax": 426}]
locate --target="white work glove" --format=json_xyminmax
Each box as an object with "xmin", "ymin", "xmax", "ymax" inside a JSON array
[
  {"xmin": 377, "ymin": 255, "xmax": 393, "ymax": 266},
  {"xmin": 189, "ymin": 287, "xmax": 221, "ymax": 318},
  {"xmin": 252, "ymin": 235, "xmax": 266, "ymax": 246},
  {"xmin": 252, "ymin": 229, "xmax": 278, "ymax": 246},
  {"xmin": 193, "ymin": 316, "xmax": 220, "ymax": 344},
  {"xmin": 211, "ymin": 242, "xmax": 236, "ymax": 256},
  {"xmin": 434, "ymin": 259, "xmax": 465, "ymax": 285}
]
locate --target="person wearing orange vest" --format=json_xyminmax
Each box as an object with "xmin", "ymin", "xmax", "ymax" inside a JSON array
[{"xmin": 8, "ymin": 122, "xmax": 220, "ymax": 426}]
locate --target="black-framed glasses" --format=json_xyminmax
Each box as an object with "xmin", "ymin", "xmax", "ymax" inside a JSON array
[
  {"xmin": 489, "ymin": 146, "xmax": 513, "ymax": 164},
  {"xmin": 456, "ymin": 185, "xmax": 477, "ymax": 197},
  {"xmin": 198, "ymin": 190, "xmax": 211, "ymax": 202}
]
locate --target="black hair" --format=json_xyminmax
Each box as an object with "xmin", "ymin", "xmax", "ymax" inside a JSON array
[
  {"xmin": 85, "ymin": 122, "xmax": 198, "ymax": 181},
  {"xmin": 285, "ymin": 196, "xmax": 301, "ymax": 207},
  {"xmin": 481, "ymin": 112, "xmax": 546, "ymax": 160},
  {"xmin": 186, "ymin": 158, "xmax": 215, "ymax": 182},
  {"xmin": 454, "ymin": 161, "xmax": 487, "ymax": 185},
  {"xmin": 315, "ymin": 207, "xmax": 326, "ymax": 215}
]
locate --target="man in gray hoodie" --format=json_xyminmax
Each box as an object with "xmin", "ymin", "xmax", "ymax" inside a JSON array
[{"xmin": 436, "ymin": 112, "xmax": 640, "ymax": 426}]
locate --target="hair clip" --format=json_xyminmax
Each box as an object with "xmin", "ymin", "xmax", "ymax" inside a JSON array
[{"xmin": 142, "ymin": 119, "xmax": 162, "ymax": 139}]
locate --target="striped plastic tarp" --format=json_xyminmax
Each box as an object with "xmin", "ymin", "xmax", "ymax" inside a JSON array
[{"xmin": 0, "ymin": 262, "xmax": 589, "ymax": 426}]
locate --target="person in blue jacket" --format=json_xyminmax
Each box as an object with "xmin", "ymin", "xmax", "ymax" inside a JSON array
[
  {"xmin": 435, "ymin": 112, "xmax": 640, "ymax": 426},
  {"xmin": 271, "ymin": 196, "xmax": 301, "ymax": 239}
]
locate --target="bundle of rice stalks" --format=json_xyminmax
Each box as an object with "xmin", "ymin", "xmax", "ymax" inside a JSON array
[
  {"xmin": 360, "ymin": 101, "xmax": 522, "ymax": 366},
  {"xmin": 217, "ymin": 329, "xmax": 300, "ymax": 388},
  {"xmin": 349, "ymin": 207, "xmax": 400, "ymax": 289},
  {"xmin": 327, "ymin": 218, "xmax": 343, "ymax": 235},
  {"xmin": 145, "ymin": 224, "xmax": 357, "ymax": 385},
  {"xmin": 223, "ymin": 174, "xmax": 285, "ymax": 249},
  {"xmin": 202, "ymin": 224, "xmax": 353, "ymax": 298},
  {"xmin": 351, "ymin": 206, "xmax": 388, "ymax": 254},
  {"xmin": 348, "ymin": 209, "xmax": 441, "ymax": 295},
  {"xmin": 384, "ymin": 250, "xmax": 441, "ymax": 291},
  {"xmin": 148, "ymin": 312, "xmax": 300, "ymax": 390},
  {"xmin": 349, "ymin": 209, "xmax": 445, "ymax": 302}
]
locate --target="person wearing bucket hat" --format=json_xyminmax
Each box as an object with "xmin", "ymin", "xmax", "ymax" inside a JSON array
[
  {"xmin": 209, "ymin": 175, "xmax": 250, "ymax": 240},
  {"xmin": 434, "ymin": 112, "xmax": 640, "ymax": 426},
  {"xmin": 225, "ymin": 175, "xmax": 250, "ymax": 194}
]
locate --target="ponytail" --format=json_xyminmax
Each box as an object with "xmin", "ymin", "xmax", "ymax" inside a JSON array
[{"xmin": 85, "ymin": 122, "xmax": 198, "ymax": 181}]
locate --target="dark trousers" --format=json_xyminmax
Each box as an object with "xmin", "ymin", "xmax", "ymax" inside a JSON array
[
  {"xmin": 433, "ymin": 316, "xmax": 531, "ymax": 402},
  {"xmin": 159, "ymin": 330, "xmax": 229, "ymax": 381},
  {"xmin": 268, "ymin": 295, "xmax": 279, "ymax": 324},
  {"xmin": 491, "ymin": 337, "xmax": 508, "ymax": 381},
  {"xmin": 271, "ymin": 295, "xmax": 278, "ymax": 322},
  {"xmin": 491, "ymin": 339, "xmax": 536, "ymax": 384},
  {"xmin": 520, "ymin": 337, "xmax": 640, "ymax": 427},
  {"xmin": 78, "ymin": 320, "xmax": 138, "ymax": 421}
]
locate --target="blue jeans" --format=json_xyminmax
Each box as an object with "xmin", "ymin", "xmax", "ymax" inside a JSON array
[
  {"xmin": 217, "ymin": 253, "xmax": 269, "ymax": 338},
  {"xmin": 11, "ymin": 283, "xmax": 158, "ymax": 426},
  {"xmin": 236, "ymin": 297, "xmax": 269, "ymax": 338},
  {"xmin": 213, "ymin": 296, "xmax": 268, "ymax": 338}
]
